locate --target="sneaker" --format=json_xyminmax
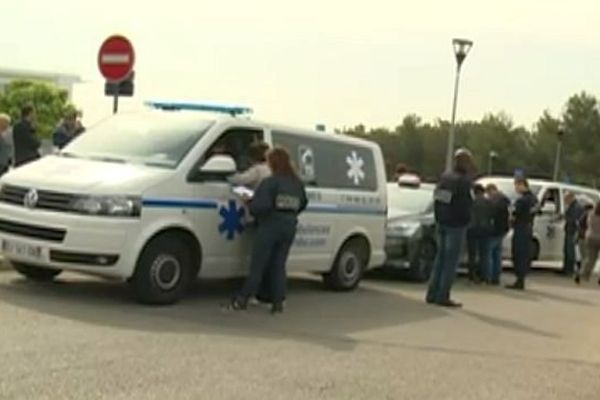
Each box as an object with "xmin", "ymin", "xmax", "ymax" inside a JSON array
[{"xmin": 223, "ymin": 299, "xmax": 247, "ymax": 312}]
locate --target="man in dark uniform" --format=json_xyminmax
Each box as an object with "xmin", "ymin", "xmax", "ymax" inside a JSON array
[
  {"xmin": 426, "ymin": 148, "xmax": 474, "ymax": 308},
  {"xmin": 506, "ymin": 177, "xmax": 538, "ymax": 290},
  {"xmin": 561, "ymin": 192, "xmax": 584, "ymax": 277},
  {"xmin": 13, "ymin": 105, "xmax": 40, "ymax": 167}
]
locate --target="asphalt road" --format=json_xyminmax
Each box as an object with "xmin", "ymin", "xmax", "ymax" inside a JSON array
[{"xmin": 0, "ymin": 267, "xmax": 599, "ymax": 400}]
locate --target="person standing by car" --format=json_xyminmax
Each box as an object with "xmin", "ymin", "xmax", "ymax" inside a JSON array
[
  {"xmin": 466, "ymin": 184, "xmax": 494, "ymax": 284},
  {"xmin": 13, "ymin": 105, "xmax": 40, "ymax": 167},
  {"xmin": 228, "ymin": 147, "xmax": 308, "ymax": 314},
  {"xmin": 506, "ymin": 178, "xmax": 538, "ymax": 290},
  {"xmin": 561, "ymin": 192, "xmax": 585, "ymax": 277},
  {"xmin": 576, "ymin": 202, "xmax": 600, "ymax": 285},
  {"xmin": 426, "ymin": 148, "xmax": 474, "ymax": 308},
  {"xmin": 485, "ymin": 183, "xmax": 510, "ymax": 285},
  {"xmin": 53, "ymin": 109, "xmax": 85, "ymax": 150},
  {"xmin": 0, "ymin": 113, "xmax": 13, "ymax": 176}
]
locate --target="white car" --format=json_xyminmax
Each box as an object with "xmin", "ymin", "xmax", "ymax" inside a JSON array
[
  {"xmin": 478, "ymin": 177, "xmax": 600, "ymax": 262},
  {"xmin": 0, "ymin": 102, "xmax": 387, "ymax": 304}
]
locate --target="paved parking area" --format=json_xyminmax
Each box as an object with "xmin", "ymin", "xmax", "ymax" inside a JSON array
[{"xmin": 0, "ymin": 267, "xmax": 599, "ymax": 399}]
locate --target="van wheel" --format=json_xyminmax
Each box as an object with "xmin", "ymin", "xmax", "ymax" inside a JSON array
[
  {"xmin": 13, "ymin": 263, "xmax": 62, "ymax": 282},
  {"xmin": 323, "ymin": 238, "xmax": 368, "ymax": 291},
  {"xmin": 131, "ymin": 234, "xmax": 193, "ymax": 305}
]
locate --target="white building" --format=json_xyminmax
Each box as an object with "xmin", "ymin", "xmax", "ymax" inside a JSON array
[{"xmin": 0, "ymin": 67, "xmax": 80, "ymax": 99}]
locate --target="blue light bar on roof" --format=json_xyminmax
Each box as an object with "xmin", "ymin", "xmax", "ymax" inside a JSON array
[{"xmin": 145, "ymin": 100, "xmax": 252, "ymax": 116}]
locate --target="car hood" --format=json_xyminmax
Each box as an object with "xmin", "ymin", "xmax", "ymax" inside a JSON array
[
  {"xmin": 387, "ymin": 207, "xmax": 434, "ymax": 224},
  {"xmin": 2, "ymin": 155, "xmax": 172, "ymax": 195}
]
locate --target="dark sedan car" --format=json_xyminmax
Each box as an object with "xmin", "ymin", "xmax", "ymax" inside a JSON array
[{"xmin": 384, "ymin": 179, "xmax": 436, "ymax": 281}]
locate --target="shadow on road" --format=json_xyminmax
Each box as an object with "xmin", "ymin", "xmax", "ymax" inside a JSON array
[
  {"xmin": 0, "ymin": 273, "xmax": 448, "ymax": 352},
  {"xmin": 459, "ymin": 309, "xmax": 559, "ymax": 339}
]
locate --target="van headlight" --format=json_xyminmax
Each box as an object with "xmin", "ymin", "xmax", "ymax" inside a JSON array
[
  {"xmin": 386, "ymin": 221, "xmax": 422, "ymax": 238},
  {"xmin": 72, "ymin": 196, "xmax": 141, "ymax": 217}
]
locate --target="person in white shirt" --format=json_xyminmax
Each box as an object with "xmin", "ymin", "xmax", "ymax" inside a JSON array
[
  {"xmin": 228, "ymin": 142, "xmax": 271, "ymax": 191},
  {"xmin": 0, "ymin": 113, "xmax": 13, "ymax": 175}
]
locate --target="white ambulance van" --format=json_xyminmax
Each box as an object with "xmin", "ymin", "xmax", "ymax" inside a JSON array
[{"xmin": 0, "ymin": 102, "xmax": 387, "ymax": 304}]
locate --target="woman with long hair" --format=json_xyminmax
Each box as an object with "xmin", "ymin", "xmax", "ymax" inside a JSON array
[
  {"xmin": 228, "ymin": 147, "xmax": 308, "ymax": 313},
  {"xmin": 578, "ymin": 201, "xmax": 600, "ymax": 284}
]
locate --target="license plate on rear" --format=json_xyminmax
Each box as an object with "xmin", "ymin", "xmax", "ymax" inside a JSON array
[{"xmin": 1, "ymin": 239, "xmax": 43, "ymax": 261}]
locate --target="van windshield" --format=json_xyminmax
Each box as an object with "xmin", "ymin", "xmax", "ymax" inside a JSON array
[{"xmin": 62, "ymin": 113, "xmax": 213, "ymax": 168}]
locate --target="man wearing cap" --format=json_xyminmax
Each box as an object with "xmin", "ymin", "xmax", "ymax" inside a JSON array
[{"xmin": 426, "ymin": 148, "xmax": 475, "ymax": 308}]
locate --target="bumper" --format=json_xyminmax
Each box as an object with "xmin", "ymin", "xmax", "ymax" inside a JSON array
[
  {"xmin": 0, "ymin": 203, "xmax": 141, "ymax": 279},
  {"xmin": 383, "ymin": 235, "xmax": 419, "ymax": 269}
]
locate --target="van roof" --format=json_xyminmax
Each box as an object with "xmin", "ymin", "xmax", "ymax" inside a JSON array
[{"xmin": 480, "ymin": 175, "xmax": 598, "ymax": 193}]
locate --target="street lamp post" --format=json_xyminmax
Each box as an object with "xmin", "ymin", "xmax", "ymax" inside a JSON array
[
  {"xmin": 445, "ymin": 38, "xmax": 474, "ymax": 172},
  {"xmin": 553, "ymin": 128, "xmax": 565, "ymax": 181},
  {"xmin": 487, "ymin": 150, "xmax": 498, "ymax": 176}
]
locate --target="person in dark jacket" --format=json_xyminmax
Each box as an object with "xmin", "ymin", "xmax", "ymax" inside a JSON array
[
  {"xmin": 12, "ymin": 105, "xmax": 40, "ymax": 167},
  {"xmin": 228, "ymin": 147, "xmax": 308, "ymax": 314},
  {"xmin": 426, "ymin": 148, "xmax": 474, "ymax": 308},
  {"xmin": 466, "ymin": 184, "xmax": 494, "ymax": 283},
  {"xmin": 53, "ymin": 110, "xmax": 85, "ymax": 150},
  {"xmin": 506, "ymin": 177, "xmax": 538, "ymax": 290},
  {"xmin": 561, "ymin": 192, "xmax": 584, "ymax": 277},
  {"xmin": 575, "ymin": 201, "xmax": 594, "ymax": 284},
  {"xmin": 485, "ymin": 183, "xmax": 510, "ymax": 285}
]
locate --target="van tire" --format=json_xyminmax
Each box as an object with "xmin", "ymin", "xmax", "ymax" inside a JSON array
[
  {"xmin": 323, "ymin": 238, "xmax": 368, "ymax": 291},
  {"xmin": 13, "ymin": 263, "xmax": 62, "ymax": 282},
  {"xmin": 131, "ymin": 234, "xmax": 194, "ymax": 305}
]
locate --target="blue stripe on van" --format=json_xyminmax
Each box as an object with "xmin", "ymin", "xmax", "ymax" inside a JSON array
[
  {"xmin": 142, "ymin": 198, "xmax": 385, "ymax": 215},
  {"xmin": 142, "ymin": 199, "xmax": 218, "ymax": 209}
]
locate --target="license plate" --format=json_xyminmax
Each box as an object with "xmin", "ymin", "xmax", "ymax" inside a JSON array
[{"xmin": 1, "ymin": 239, "xmax": 43, "ymax": 261}]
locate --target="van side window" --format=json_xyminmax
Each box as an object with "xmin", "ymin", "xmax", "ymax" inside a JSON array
[
  {"xmin": 202, "ymin": 128, "xmax": 263, "ymax": 172},
  {"xmin": 541, "ymin": 188, "xmax": 561, "ymax": 214},
  {"xmin": 272, "ymin": 131, "xmax": 377, "ymax": 191}
]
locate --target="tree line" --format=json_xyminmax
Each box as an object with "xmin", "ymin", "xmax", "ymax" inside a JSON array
[{"xmin": 341, "ymin": 92, "xmax": 600, "ymax": 187}]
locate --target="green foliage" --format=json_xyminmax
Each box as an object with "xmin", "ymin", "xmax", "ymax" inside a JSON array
[
  {"xmin": 342, "ymin": 92, "xmax": 600, "ymax": 187},
  {"xmin": 0, "ymin": 80, "xmax": 73, "ymax": 139}
]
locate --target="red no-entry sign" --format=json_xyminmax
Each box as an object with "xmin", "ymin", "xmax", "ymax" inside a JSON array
[{"xmin": 98, "ymin": 35, "xmax": 135, "ymax": 82}]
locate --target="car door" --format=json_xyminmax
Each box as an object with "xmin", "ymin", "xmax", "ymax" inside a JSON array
[
  {"xmin": 535, "ymin": 186, "xmax": 563, "ymax": 261},
  {"xmin": 188, "ymin": 127, "xmax": 264, "ymax": 277}
]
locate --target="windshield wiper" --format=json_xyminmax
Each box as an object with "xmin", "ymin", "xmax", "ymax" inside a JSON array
[{"xmin": 90, "ymin": 156, "xmax": 127, "ymax": 164}]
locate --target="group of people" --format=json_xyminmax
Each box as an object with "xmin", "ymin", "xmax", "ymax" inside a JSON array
[
  {"xmin": 0, "ymin": 104, "xmax": 84, "ymax": 176},
  {"xmin": 221, "ymin": 142, "xmax": 308, "ymax": 314}
]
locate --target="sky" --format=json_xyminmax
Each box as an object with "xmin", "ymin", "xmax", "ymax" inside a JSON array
[{"xmin": 1, "ymin": 0, "xmax": 600, "ymax": 130}]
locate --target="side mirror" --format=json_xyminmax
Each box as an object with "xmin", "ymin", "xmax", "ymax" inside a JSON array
[{"xmin": 200, "ymin": 155, "xmax": 236, "ymax": 175}]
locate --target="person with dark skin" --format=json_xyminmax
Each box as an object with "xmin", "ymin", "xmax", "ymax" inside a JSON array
[
  {"xmin": 12, "ymin": 105, "xmax": 40, "ymax": 167},
  {"xmin": 466, "ymin": 184, "xmax": 494, "ymax": 284},
  {"xmin": 561, "ymin": 192, "xmax": 585, "ymax": 277},
  {"xmin": 228, "ymin": 147, "xmax": 308, "ymax": 314},
  {"xmin": 426, "ymin": 148, "xmax": 474, "ymax": 308},
  {"xmin": 486, "ymin": 183, "xmax": 511, "ymax": 285},
  {"xmin": 506, "ymin": 178, "xmax": 538, "ymax": 290}
]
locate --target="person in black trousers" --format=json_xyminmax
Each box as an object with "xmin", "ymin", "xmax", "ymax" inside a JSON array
[
  {"xmin": 466, "ymin": 184, "xmax": 494, "ymax": 283},
  {"xmin": 561, "ymin": 192, "xmax": 584, "ymax": 277},
  {"xmin": 228, "ymin": 147, "xmax": 308, "ymax": 314},
  {"xmin": 13, "ymin": 105, "xmax": 40, "ymax": 167},
  {"xmin": 506, "ymin": 178, "xmax": 538, "ymax": 290}
]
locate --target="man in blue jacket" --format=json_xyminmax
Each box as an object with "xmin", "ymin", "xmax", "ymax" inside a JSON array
[
  {"xmin": 53, "ymin": 110, "xmax": 84, "ymax": 150},
  {"xmin": 426, "ymin": 149, "xmax": 474, "ymax": 308}
]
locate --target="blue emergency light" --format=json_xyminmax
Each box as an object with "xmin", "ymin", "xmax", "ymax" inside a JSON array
[{"xmin": 145, "ymin": 100, "xmax": 253, "ymax": 116}]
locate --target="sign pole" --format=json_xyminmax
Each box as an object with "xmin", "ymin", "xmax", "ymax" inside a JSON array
[{"xmin": 113, "ymin": 93, "xmax": 119, "ymax": 114}]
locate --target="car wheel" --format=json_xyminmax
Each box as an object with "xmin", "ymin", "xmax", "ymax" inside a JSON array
[
  {"xmin": 409, "ymin": 239, "xmax": 436, "ymax": 282},
  {"xmin": 131, "ymin": 234, "xmax": 194, "ymax": 305},
  {"xmin": 323, "ymin": 238, "xmax": 368, "ymax": 291},
  {"xmin": 13, "ymin": 263, "xmax": 62, "ymax": 282}
]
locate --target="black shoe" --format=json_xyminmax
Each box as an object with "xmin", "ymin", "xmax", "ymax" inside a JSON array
[
  {"xmin": 505, "ymin": 282, "xmax": 525, "ymax": 290},
  {"xmin": 436, "ymin": 299, "xmax": 462, "ymax": 308},
  {"xmin": 270, "ymin": 303, "xmax": 284, "ymax": 314},
  {"xmin": 575, "ymin": 275, "xmax": 581, "ymax": 285},
  {"xmin": 490, "ymin": 280, "xmax": 501, "ymax": 286}
]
